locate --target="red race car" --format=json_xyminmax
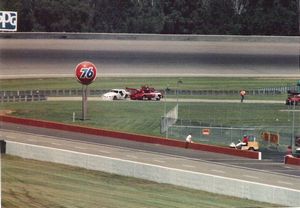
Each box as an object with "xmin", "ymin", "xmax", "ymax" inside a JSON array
[
  {"xmin": 286, "ymin": 93, "xmax": 300, "ymax": 105},
  {"xmin": 126, "ymin": 86, "xmax": 163, "ymax": 101}
]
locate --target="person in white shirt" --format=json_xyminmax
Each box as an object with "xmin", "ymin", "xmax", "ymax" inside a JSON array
[{"xmin": 185, "ymin": 133, "xmax": 193, "ymax": 148}]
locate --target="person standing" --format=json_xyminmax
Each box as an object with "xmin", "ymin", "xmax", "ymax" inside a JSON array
[
  {"xmin": 185, "ymin": 133, "xmax": 193, "ymax": 148},
  {"xmin": 240, "ymin": 90, "xmax": 246, "ymax": 103}
]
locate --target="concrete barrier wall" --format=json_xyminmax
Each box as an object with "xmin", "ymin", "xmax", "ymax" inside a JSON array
[
  {"xmin": 0, "ymin": 32, "xmax": 299, "ymax": 43},
  {"xmin": 285, "ymin": 155, "xmax": 300, "ymax": 166},
  {"xmin": 0, "ymin": 115, "xmax": 261, "ymax": 159},
  {"xmin": 6, "ymin": 141, "xmax": 300, "ymax": 207}
]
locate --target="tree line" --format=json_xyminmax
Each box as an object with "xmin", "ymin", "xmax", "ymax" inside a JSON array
[{"xmin": 1, "ymin": 0, "xmax": 298, "ymax": 35}]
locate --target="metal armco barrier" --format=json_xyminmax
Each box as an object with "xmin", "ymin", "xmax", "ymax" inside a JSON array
[
  {"xmin": 0, "ymin": 88, "xmax": 288, "ymax": 98},
  {"xmin": 0, "ymin": 95, "xmax": 47, "ymax": 102}
]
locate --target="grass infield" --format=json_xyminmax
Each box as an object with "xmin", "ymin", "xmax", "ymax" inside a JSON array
[{"xmin": 1, "ymin": 101, "xmax": 299, "ymax": 138}]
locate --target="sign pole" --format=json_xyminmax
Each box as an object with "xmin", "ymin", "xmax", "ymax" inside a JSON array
[
  {"xmin": 75, "ymin": 61, "xmax": 97, "ymax": 121},
  {"xmin": 82, "ymin": 84, "xmax": 88, "ymax": 120}
]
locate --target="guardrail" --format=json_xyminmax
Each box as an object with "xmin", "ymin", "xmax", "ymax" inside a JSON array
[
  {"xmin": 0, "ymin": 95, "xmax": 47, "ymax": 102},
  {"xmin": 0, "ymin": 89, "xmax": 105, "ymax": 97},
  {"xmin": 0, "ymin": 88, "xmax": 287, "ymax": 98}
]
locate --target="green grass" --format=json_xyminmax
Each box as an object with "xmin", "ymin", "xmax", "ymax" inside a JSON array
[
  {"xmin": 1, "ymin": 101, "xmax": 165, "ymax": 136},
  {"xmin": 0, "ymin": 77, "xmax": 294, "ymax": 102},
  {"xmin": 175, "ymin": 94, "xmax": 286, "ymax": 100},
  {"xmin": 2, "ymin": 155, "xmax": 279, "ymax": 208},
  {"xmin": 1, "ymin": 101, "xmax": 299, "ymax": 137},
  {"xmin": 1, "ymin": 101, "xmax": 299, "ymax": 152},
  {"xmin": 2, "ymin": 99, "xmax": 299, "ymax": 151},
  {"xmin": 0, "ymin": 77, "xmax": 298, "ymax": 91}
]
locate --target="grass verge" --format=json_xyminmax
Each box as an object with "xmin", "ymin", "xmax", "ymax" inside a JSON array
[{"xmin": 2, "ymin": 155, "xmax": 279, "ymax": 208}]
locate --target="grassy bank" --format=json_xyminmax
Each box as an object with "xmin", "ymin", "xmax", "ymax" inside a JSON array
[
  {"xmin": 2, "ymin": 155, "xmax": 279, "ymax": 208},
  {"xmin": 0, "ymin": 77, "xmax": 297, "ymax": 91}
]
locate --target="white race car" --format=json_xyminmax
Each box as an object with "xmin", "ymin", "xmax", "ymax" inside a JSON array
[{"xmin": 102, "ymin": 89, "xmax": 130, "ymax": 100}]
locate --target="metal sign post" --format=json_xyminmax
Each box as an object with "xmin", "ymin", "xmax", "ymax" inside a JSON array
[
  {"xmin": 75, "ymin": 61, "xmax": 97, "ymax": 121},
  {"xmin": 82, "ymin": 84, "xmax": 88, "ymax": 120}
]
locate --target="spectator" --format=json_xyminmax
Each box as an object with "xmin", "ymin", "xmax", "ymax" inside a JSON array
[
  {"xmin": 185, "ymin": 133, "xmax": 193, "ymax": 148},
  {"xmin": 286, "ymin": 146, "xmax": 292, "ymax": 155},
  {"xmin": 240, "ymin": 90, "xmax": 246, "ymax": 103},
  {"xmin": 236, "ymin": 135, "xmax": 249, "ymax": 149}
]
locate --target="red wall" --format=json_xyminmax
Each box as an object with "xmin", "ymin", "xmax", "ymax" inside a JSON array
[
  {"xmin": 285, "ymin": 155, "xmax": 300, "ymax": 166},
  {"xmin": 0, "ymin": 115, "xmax": 260, "ymax": 159}
]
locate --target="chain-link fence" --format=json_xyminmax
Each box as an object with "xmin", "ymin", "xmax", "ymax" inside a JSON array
[
  {"xmin": 163, "ymin": 117, "xmax": 299, "ymax": 153},
  {"xmin": 167, "ymin": 124, "xmax": 256, "ymax": 144}
]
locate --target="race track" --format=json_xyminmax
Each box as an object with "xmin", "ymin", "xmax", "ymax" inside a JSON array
[
  {"xmin": 0, "ymin": 38, "xmax": 299, "ymax": 78},
  {"xmin": 1, "ymin": 123, "xmax": 300, "ymax": 184},
  {"xmin": 1, "ymin": 36, "xmax": 300, "ymax": 206}
]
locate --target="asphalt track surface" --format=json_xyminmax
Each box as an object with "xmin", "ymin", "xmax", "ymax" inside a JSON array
[
  {"xmin": 1, "ymin": 122, "xmax": 300, "ymax": 192},
  {"xmin": 0, "ymin": 39, "xmax": 299, "ymax": 78}
]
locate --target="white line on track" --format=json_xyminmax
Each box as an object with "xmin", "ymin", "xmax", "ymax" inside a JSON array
[
  {"xmin": 153, "ymin": 159, "xmax": 165, "ymax": 163},
  {"xmin": 73, "ymin": 146, "xmax": 87, "ymax": 150},
  {"xmin": 230, "ymin": 162, "xmax": 280, "ymax": 165},
  {"xmin": 25, "ymin": 139, "xmax": 37, "ymax": 142},
  {"xmin": 243, "ymin": 175, "xmax": 259, "ymax": 179},
  {"xmin": 97, "ymin": 150, "xmax": 111, "ymax": 154},
  {"xmin": 126, "ymin": 155, "xmax": 138, "ymax": 159},
  {"xmin": 51, "ymin": 142, "xmax": 61, "ymax": 146},
  {"xmin": 211, "ymin": 169, "xmax": 226, "ymax": 174},
  {"xmin": 277, "ymin": 181, "xmax": 293, "ymax": 185},
  {"xmin": 182, "ymin": 165, "xmax": 195, "ymax": 168}
]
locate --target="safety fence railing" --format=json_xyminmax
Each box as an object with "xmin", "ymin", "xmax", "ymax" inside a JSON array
[
  {"xmin": 0, "ymin": 95, "xmax": 47, "ymax": 103},
  {"xmin": 161, "ymin": 114, "xmax": 299, "ymax": 152},
  {"xmin": 164, "ymin": 123, "xmax": 296, "ymax": 153},
  {"xmin": 0, "ymin": 87, "xmax": 290, "ymax": 98},
  {"xmin": 0, "ymin": 89, "xmax": 107, "ymax": 97}
]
